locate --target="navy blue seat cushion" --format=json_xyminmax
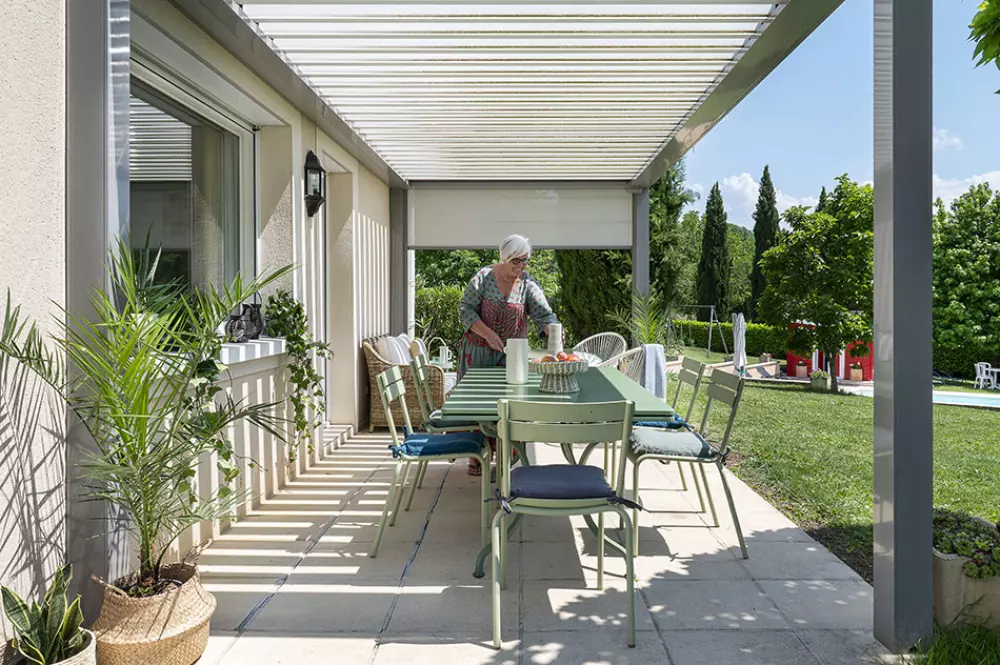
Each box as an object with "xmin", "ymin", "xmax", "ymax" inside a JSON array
[
  {"xmin": 630, "ymin": 427, "xmax": 717, "ymax": 459},
  {"xmin": 394, "ymin": 431, "xmax": 486, "ymax": 458},
  {"xmin": 509, "ymin": 465, "xmax": 615, "ymax": 501}
]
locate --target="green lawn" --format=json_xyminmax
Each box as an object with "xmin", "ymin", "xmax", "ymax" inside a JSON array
[
  {"xmin": 935, "ymin": 381, "xmax": 998, "ymax": 394},
  {"xmin": 691, "ymin": 380, "xmax": 1000, "ymax": 582},
  {"xmin": 679, "ymin": 345, "xmax": 729, "ymax": 365}
]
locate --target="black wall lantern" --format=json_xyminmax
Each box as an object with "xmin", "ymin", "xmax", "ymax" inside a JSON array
[{"xmin": 304, "ymin": 150, "xmax": 326, "ymax": 217}]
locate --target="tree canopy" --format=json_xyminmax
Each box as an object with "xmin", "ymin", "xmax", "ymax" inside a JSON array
[
  {"xmin": 759, "ymin": 175, "xmax": 874, "ymax": 390},
  {"xmin": 932, "ymin": 184, "xmax": 1000, "ymax": 374},
  {"xmin": 971, "ymin": 0, "xmax": 1000, "ymax": 93}
]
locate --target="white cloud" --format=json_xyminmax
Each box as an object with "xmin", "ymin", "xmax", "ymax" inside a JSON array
[
  {"xmin": 706, "ymin": 172, "xmax": 818, "ymax": 228},
  {"xmin": 933, "ymin": 128, "xmax": 964, "ymax": 151},
  {"xmin": 933, "ymin": 171, "xmax": 1000, "ymax": 207},
  {"xmin": 689, "ymin": 182, "xmax": 705, "ymax": 200}
]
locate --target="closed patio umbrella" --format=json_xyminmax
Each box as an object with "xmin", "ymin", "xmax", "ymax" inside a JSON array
[{"xmin": 732, "ymin": 312, "xmax": 748, "ymax": 375}]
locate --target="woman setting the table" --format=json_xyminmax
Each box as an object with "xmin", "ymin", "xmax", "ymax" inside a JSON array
[{"xmin": 457, "ymin": 234, "xmax": 561, "ymax": 475}]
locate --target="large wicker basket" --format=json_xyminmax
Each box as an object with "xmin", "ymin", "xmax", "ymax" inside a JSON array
[
  {"xmin": 93, "ymin": 563, "xmax": 215, "ymax": 665},
  {"xmin": 531, "ymin": 360, "xmax": 590, "ymax": 393}
]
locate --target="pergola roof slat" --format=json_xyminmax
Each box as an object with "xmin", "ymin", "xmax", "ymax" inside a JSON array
[{"xmin": 235, "ymin": 0, "xmax": 792, "ymax": 180}]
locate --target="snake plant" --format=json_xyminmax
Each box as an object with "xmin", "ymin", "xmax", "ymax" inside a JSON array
[{"xmin": 1, "ymin": 565, "xmax": 86, "ymax": 664}]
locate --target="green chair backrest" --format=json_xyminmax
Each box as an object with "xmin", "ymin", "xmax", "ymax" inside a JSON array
[
  {"xmin": 409, "ymin": 353, "xmax": 435, "ymax": 421},
  {"xmin": 696, "ymin": 369, "xmax": 745, "ymax": 456},
  {"xmin": 497, "ymin": 400, "xmax": 635, "ymax": 497},
  {"xmin": 673, "ymin": 357, "xmax": 707, "ymax": 421},
  {"xmin": 376, "ymin": 366, "xmax": 415, "ymax": 446}
]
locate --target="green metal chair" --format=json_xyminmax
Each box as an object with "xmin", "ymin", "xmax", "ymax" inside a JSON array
[
  {"xmin": 491, "ymin": 399, "xmax": 638, "ymax": 649},
  {"xmin": 627, "ymin": 369, "xmax": 748, "ymax": 559},
  {"xmin": 369, "ymin": 366, "xmax": 491, "ymax": 558},
  {"xmin": 404, "ymin": 354, "xmax": 482, "ymax": 509}
]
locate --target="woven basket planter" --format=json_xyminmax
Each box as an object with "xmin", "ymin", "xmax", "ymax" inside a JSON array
[
  {"xmin": 0, "ymin": 630, "xmax": 96, "ymax": 665},
  {"xmin": 93, "ymin": 563, "xmax": 216, "ymax": 665},
  {"xmin": 531, "ymin": 360, "xmax": 589, "ymax": 394}
]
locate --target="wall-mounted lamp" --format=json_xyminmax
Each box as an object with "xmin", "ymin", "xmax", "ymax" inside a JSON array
[{"xmin": 304, "ymin": 150, "xmax": 326, "ymax": 217}]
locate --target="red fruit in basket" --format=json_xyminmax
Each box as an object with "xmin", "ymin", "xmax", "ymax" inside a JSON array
[
  {"xmin": 540, "ymin": 355, "xmax": 557, "ymax": 363},
  {"xmin": 565, "ymin": 353, "xmax": 581, "ymax": 362},
  {"xmin": 556, "ymin": 351, "xmax": 569, "ymax": 361}
]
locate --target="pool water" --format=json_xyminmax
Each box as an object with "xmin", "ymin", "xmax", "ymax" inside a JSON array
[
  {"xmin": 934, "ymin": 392, "xmax": 1000, "ymax": 409},
  {"xmin": 849, "ymin": 387, "xmax": 1000, "ymax": 409}
]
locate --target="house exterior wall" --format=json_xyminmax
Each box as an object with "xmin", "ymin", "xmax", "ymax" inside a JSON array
[{"xmin": 0, "ymin": 0, "xmax": 69, "ymax": 626}]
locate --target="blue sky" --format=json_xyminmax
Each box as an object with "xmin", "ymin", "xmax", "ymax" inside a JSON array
[{"xmin": 683, "ymin": 0, "xmax": 1000, "ymax": 228}]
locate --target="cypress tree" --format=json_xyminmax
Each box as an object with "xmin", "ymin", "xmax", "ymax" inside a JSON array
[
  {"xmin": 696, "ymin": 183, "xmax": 731, "ymax": 321},
  {"xmin": 749, "ymin": 166, "xmax": 780, "ymax": 320}
]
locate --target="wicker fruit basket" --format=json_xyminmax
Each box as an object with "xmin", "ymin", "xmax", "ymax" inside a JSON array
[{"xmin": 531, "ymin": 359, "xmax": 590, "ymax": 393}]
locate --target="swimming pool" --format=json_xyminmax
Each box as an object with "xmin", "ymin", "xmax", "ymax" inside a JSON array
[
  {"xmin": 848, "ymin": 386, "xmax": 1000, "ymax": 409},
  {"xmin": 933, "ymin": 391, "xmax": 1000, "ymax": 409}
]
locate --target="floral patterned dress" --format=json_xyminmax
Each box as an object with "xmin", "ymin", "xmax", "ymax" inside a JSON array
[{"xmin": 457, "ymin": 267, "xmax": 558, "ymax": 380}]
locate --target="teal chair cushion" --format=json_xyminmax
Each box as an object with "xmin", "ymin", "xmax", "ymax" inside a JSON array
[
  {"xmin": 393, "ymin": 431, "xmax": 486, "ymax": 458},
  {"xmin": 634, "ymin": 414, "xmax": 687, "ymax": 430},
  {"xmin": 509, "ymin": 465, "xmax": 615, "ymax": 501},
  {"xmin": 631, "ymin": 427, "xmax": 718, "ymax": 459}
]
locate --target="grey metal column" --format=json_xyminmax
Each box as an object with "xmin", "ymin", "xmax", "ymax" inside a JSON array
[
  {"xmin": 389, "ymin": 187, "xmax": 409, "ymax": 335},
  {"xmin": 873, "ymin": 0, "xmax": 934, "ymax": 651},
  {"xmin": 631, "ymin": 187, "xmax": 650, "ymax": 295},
  {"xmin": 66, "ymin": 0, "xmax": 131, "ymax": 619}
]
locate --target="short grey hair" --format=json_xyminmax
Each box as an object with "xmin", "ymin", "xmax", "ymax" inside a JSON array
[{"xmin": 499, "ymin": 234, "xmax": 532, "ymax": 263}]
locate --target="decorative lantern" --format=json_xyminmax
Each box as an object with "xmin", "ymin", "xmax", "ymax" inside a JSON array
[{"xmin": 304, "ymin": 150, "xmax": 326, "ymax": 217}]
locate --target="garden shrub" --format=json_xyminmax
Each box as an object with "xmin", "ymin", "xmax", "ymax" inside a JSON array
[{"xmin": 673, "ymin": 320, "xmax": 786, "ymax": 358}]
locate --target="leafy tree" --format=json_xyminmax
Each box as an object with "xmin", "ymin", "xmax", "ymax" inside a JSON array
[
  {"xmin": 728, "ymin": 224, "xmax": 755, "ymax": 315},
  {"xmin": 415, "ymin": 249, "xmax": 497, "ymax": 288},
  {"xmin": 649, "ymin": 159, "xmax": 699, "ymax": 305},
  {"xmin": 759, "ymin": 175, "xmax": 874, "ymax": 391},
  {"xmin": 676, "ymin": 210, "xmax": 704, "ymax": 306},
  {"xmin": 750, "ymin": 166, "xmax": 780, "ymax": 320},
  {"xmin": 816, "ymin": 186, "xmax": 829, "ymax": 213},
  {"xmin": 696, "ymin": 183, "xmax": 731, "ymax": 321},
  {"xmin": 971, "ymin": 0, "xmax": 1000, "ymax": 93},
  {"xmin": 932, "ymin": 184, "xmax": 1000, "ymax": 376}
]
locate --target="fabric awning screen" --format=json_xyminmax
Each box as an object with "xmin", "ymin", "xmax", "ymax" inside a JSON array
[{"xmin": 407, "ymin": 185, "xmax": 632, "ymax": 249}]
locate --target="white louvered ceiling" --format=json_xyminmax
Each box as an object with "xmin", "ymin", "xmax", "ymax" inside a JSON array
[{"xmin": 236, "ymin": 1, "xmax": 786, "ymax": 181}]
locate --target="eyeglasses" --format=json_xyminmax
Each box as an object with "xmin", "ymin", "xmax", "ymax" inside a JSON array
[{"xmin": 510, "ymin": 257, "xmax": 529, "ymax": 267}]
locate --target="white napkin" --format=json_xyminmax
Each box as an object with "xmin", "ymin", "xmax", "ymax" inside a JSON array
[{"xmin": 642, "ymin": 344, "xmax": 667, "ymax": 399}]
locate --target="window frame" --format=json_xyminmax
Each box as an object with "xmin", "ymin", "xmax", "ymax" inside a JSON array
[{"xmin": 130, "ymin": 57, "xmax": 259, "ymax": 283}]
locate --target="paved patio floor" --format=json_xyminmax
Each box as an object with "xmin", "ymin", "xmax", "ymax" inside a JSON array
[{"xmin": 195, "ymin": 428, "xmax": 891, "ymax": 665}]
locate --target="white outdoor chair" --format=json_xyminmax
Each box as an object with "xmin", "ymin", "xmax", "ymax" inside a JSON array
[
  {"xmin": 574, "ymin": 332, "xmax": 627, "ymax": 362},
  {"xmin": 974, "ymin": 362, "xmax": 997, "ymax": 389}
]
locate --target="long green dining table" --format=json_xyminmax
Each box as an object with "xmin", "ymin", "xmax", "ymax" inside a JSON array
[{"xmin": 437, "ymin": 366, "xmax": 675, "ymax": 577}]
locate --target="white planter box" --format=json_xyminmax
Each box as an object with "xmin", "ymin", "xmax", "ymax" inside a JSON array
[{"xmin": 934, "ymin": 518, "xmax": 1000, "ymax": 629}]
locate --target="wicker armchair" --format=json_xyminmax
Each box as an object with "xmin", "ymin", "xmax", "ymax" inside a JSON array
[
  {"xmin": 362, "ymin": 338, "xmax": 446, "ymax": 431},
  {"xmin": 573, "ymin": 332, "xmax": 627, "ymax": 362}
]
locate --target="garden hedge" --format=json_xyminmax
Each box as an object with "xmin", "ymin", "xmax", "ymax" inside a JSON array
[{"xmin": 672, "ymin": 320, "xmax": 787, "ymax": 359}]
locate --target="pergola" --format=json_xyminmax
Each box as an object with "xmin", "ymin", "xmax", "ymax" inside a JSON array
[{"xmin": 173, "ymin": 0, "xmax": 934, "ymax": 651}]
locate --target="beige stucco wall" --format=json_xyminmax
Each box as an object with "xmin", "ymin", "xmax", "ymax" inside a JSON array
[{"xmin": 0, "ymin": 0, "xmax": 68, "ymax": 629}]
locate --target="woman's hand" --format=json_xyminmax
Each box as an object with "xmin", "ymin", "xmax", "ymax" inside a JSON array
[
  {"xmin": 482, "ymin": 328, "xmax": 506, "ymax": 353},
  {"xmin": 472, "ymin": 321, "xmax": 506, "ymax": 352}
]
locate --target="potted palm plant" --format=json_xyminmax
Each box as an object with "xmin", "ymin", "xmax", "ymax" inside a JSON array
[
  {"xmin": 0, "ymin": 241, "xmax": 292, "ymax": 665},
  {"xmin": 608, "ymin": 289, "xmax": 680, "ymax": 358},
  {"xmin": 933, "ymin": 509, "xmax": 1000, "ymax": 628},
  {"xmin": 1, "ymin": 566, "xmax": 95, "ymax": 665}
]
